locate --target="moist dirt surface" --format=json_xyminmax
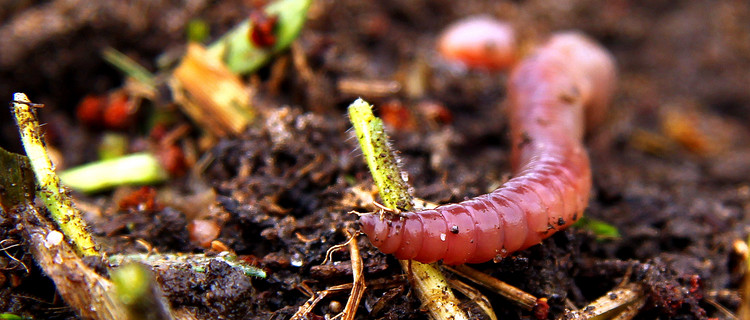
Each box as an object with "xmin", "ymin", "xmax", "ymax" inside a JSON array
[{"xmin": 1, "ymin": 1, "xmax": 749, "ymax": 319}]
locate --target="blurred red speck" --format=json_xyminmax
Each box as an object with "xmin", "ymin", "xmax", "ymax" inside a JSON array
[
  {"xmin": 103, "ymin": 92, "xmax": 135, "ymax": 130},
  {"xmin": 9, "ymin": 274, "xmax": 22, "ymax": 287},
  {"xmin": 239, "ymin": 255, "xmax": 260, "ymax": 266},
  {"xmin": 149, "ymin": 123, "xmax": 168, "ymax": 141},
  {"xmin": 437, "ymin": 16, "xmax": 517, "ymax": 71},
  {"xmin": 157, "ymin": 144, "xmax": 187, "ymax": 177},
  {"xmin": 533, "ymin": 297, "xmax": 549, "ymax": 320},
  {"xmin": 210, "ymin": 240, "xmax": 230, "ymax": 252},
  {"xmin": 249, "ymin": 10, "xmax": 278, "ymax": 48},
  {"xmin": 379, "ymin": 99, "xmax": 416, "ymax": 131},
  {"xmin": 416, "ymin": 100, "xmax": 453, "ymax": 124},
  {"xmin": 688, "ymin": 274, "xmax": 703, "ymax": 298},
  {"xmin": 361, "ymin": 12, "xmax": 390, "ymax": 38},
  {"xmin": 76, "ymin": 94, "xmax": 106, "ymax": 126},
  {"xmin": 262, "ymin": 252, "xmax": 291, "ymax": 268},
  {"xmin": 119, "ymin": 186, "xmax": 161, "ymax": 211}
]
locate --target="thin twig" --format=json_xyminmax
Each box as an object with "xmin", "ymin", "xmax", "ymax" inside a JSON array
[
  {"xmin": 0, "ymin": 239, "xmax": 29, "ymax": 273},
  {"xmin": 446, "ymin": 277, "xmax": 498, "ymax": 320},
  {"xmin": 703, "ymin": 297, "xmax": 738, "ymax": 320},
  {"xmin": 561, "ymin": 283, "xmax": 644, "ymax": 320},
  {"xmin": 738, "ymin": 235, "xmax": 750, "ymax": 320},
  {"xmin": 322, "ymin": 233, "xmax": 355, "ymax": 265},
  {"xmin": 337, "ymin": 229, "xmax": 365, "ymax": 320},
  {"xmin": 609, "ymin": 294, "xmax": 647, "ymax": 320},
  {"xmin": 290, "ymin": 284, "xmax": 352, "ymax": 320},
  {"xmin": 445, "ymin": 264, "xmax": 538, "ymax": 311}
]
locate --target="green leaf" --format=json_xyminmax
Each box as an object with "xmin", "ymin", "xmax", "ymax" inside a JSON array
[
  {"xmin": 573, "ymin": 216, "xmax": 621, "ymax": 240},
  {"xmin": 207, "ymin": 0, "xmax": 312, "ymax": 74},
  {"xmin": 0, "ymin": 313, "xmax": 31, "ymax": 320},
  {"xmin": 0, "ymin": 147, "xmax": 35, "ymax": 212}
]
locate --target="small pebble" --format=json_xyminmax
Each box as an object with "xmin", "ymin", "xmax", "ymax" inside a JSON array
[{"xmin": 188, "ymin": 219, "xmax": 221, "ymax": 249}]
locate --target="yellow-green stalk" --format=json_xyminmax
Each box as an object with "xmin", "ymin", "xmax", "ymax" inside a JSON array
[
  {"xmin": 347, "ymin": 98, "xmax": 469, "ymax": 320},
  {"xmin": 347, "ymin": 99, "xmax": 414, "ymax": 211},
  {"xmin": 12, "ymin": 93, "xmax": 99, "ymax": 256}
]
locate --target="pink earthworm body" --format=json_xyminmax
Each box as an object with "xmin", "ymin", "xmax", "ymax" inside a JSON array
[
  {"xmin": 359, "ymin": 32, "xmax": 617, "ymax": 265},
  {"xmin": 436, "ymin": 16, "xmax": 517, "ymax": 71}
]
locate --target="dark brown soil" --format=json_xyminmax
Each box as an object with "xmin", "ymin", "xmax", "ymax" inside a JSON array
[{"xmin": 1, "ymin": 1, "xmax": 749, "ymax": 319}]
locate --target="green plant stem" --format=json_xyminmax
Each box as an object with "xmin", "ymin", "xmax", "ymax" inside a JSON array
[
  {"xmin": 109, "ymin": 252, "xmax": 267, "ymax": 279},
  {"xmin": 12, "ymin": 93, "xmax": 99, "ymax": 256},
  {"xmin": 101, "ymin": 47, "xmax": 155, "ymax": 89},
  {"xmin": 348, "ymin": 98, "xmax": 469, "ymax": 320},
  {"xmin": 111, "ymin": 263, "xmax": 172, "ymax": 320},
  {"xmin": 347, "ymin": 98, "xmax": 414, "ymax": 211},
  {"xmin": 59, "ymin": 152, "xmax": 168, "ymax": 194}
]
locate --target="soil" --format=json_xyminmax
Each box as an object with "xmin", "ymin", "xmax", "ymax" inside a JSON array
[{"xmin": 1, "ymin": 1, "xmax": 749, "ymax": 319}]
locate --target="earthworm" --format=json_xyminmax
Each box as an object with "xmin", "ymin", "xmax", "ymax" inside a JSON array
[
  {"xmin": 359, "ymin": 32, "xmax": 616, "ymax": 265},
  {"xmin": 436, "ymin": 16, "xmax": 517, "ymax": 71}
]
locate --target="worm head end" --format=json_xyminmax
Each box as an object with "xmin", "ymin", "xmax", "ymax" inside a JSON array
[{"xmin": 359, "ymin": 213, "xmax": 382, "ymax": 246}]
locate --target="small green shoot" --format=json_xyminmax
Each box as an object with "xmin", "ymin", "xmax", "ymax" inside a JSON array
[
  {"xmin": 112, "ymin": 263, "xmax": 172, "ymax": 320},
  {"xmin": 347, "ymin": 98, "xmax": 413, "ymax": 211},
  {"xmin": 59, "ymin": 153, "xmax": 168, "ymax": 193},
  {"xmin": 573, "ymin": 216, "xmax": 621, "ymax": 241},
  {"xmin": 98, "ymin": 133, "xmax": 129, "ymax": 160},
  {"xmin": 108, "ymin": 252, "xmax": 267, "ymax": 279},
  {"xmin": 101, "ymin": 47, "xmax": 155, "ymax": 89},
  {"xmin": 12, "ymin": 93, "xmax": 99, "ymax": 256},
  {"xmin": 112, "ymin": 263, "xmax": 152, "ymax": 307},
  {"xmin": 0, "ymin": 313, "xmax": 31, "ymax": 320},
  {"xmin": 220, "ymin": 253, "xmax": 268, "ymax": 278},
  {"xmin": 186, "ymin": 19, "xmax": 210, "ymax": 43}
]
